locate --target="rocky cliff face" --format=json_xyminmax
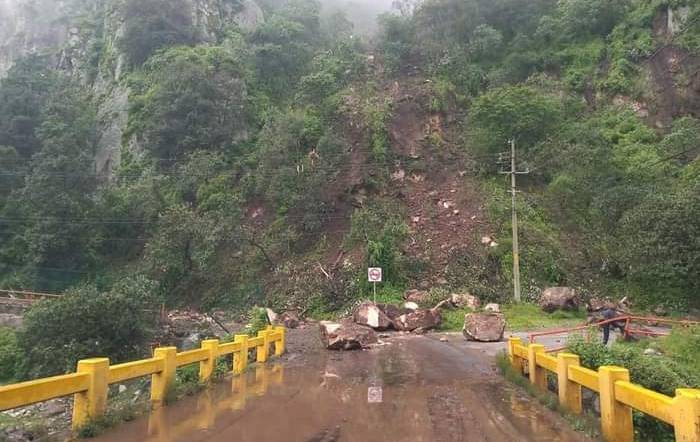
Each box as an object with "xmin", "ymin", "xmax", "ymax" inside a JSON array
[
  {"xmin": 0, "ymin": 0, "xmax": 74, "ymax": 77},
  {"xmin": 0, "ymin": 0, "xmax": 263, "ymax": 174}
]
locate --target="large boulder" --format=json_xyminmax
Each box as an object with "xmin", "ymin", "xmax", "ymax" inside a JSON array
[
  {"xmin": 540, "ymin": 287, "xmax": 579, "ymax": 313},
  {"xmin": 279, "ymin": 311, "xmax": 301, "ymax": 329},
  {"xmin": 463, "ymin": 313, "xmax": 506, "ymax": 342},
  {"xmin": 319, "ymin": 321, "xmax": 378, "ymax": 350},
  {"xmin": 353, "ymin": 302, "xmax": 393, "ymax": 330},
  {"xmin": 377, "ymin": 303, "xmax": 412, "ymax": 321},
  {"xmin": 449, "ymin": 293, "xmax": 481, "ymax": 310},
  {"xmin": 484, "ymin": 303, "xmax": 501, "ymax": 313},
  {"xmin": 404, "ymin": 289, "xmax": 429, "ymax": 304},
  {"xmin": 403, "ymin": 302, "xmax": 419, "ymax": 311},
  {"xmin": 394, "ymin": 308, "xmax": 442, "ymax": 332},
  {"xmin": 265, "ymin": 308, "xmax": 278, "ymax": 324}
]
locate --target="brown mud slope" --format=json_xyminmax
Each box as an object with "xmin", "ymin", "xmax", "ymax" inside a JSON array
[
  {"xmin": 384, "ymin": 77, "xmax": 492, "ymax": 286},
  {"xmin": 645, "ymin": 8, "xmax": 700, "ymax": 128}
]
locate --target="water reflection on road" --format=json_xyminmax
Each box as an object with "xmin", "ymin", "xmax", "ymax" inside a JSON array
[{"xmin": 92, "ymin": 335, "xmax": 591, "ymax": 442}]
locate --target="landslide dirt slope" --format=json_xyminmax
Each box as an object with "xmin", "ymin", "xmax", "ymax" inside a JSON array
[
  {"xmin": 257, "ymin": 68, "xmax": 496, "ymax": 306},
  {"xmin": 381, "ymin": 75, "xmax": 493, "ymax": 287}
]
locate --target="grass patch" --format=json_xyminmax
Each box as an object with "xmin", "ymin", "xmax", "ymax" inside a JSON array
[
  {"xmin": 77, "ymin": 400, "xmax": 148, "ymax": 438},
  {"xmin": 503, "ymin": 303, "xmax": 586, "ymax": 331},
  {"xmin": 496, "ymin": 353, "xmax": 601, "ymax": 439},
  {"xmin": 439, "ymin": 308, "xmax": 472, "ymax": 332}
]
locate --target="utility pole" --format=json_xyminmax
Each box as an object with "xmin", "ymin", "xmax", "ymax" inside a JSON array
[{"xmin": 500, "ymin": 139, "xmax": 529, "ymax": 302}]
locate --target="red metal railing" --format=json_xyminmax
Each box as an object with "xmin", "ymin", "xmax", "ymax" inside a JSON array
[{"xmin": 528, "ymin": 316, "xmax": 700, "ymax": 353}]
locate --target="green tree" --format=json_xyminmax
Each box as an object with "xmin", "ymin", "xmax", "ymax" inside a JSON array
[
  {"xmin": 250, "ymin": 0, "xmax": 322, "ymax": 97},
  {"xmin": 128, "ymin": 46, "xmax": 251, "ymax": 160},
  {"xmin": 0, "ymin": 78, "xmax": 98, "ymax": 291},
  {"xmin": 17, "ymin": 277, "xmax": 157, "ymax": 378},
  {"xmin": 469, "ymin": 84, "xmax": 563, "ymax": 154},
  {"xmin": 120, "ymin": 0, "xmax": 195, "ymax": 66},
  {"xmin": 469, "ymin": 24, "xmax": 504, "ymax": 61},
  {"xmin": 0, "ymin": 56, "xmax": 54, "ymax": 159}
]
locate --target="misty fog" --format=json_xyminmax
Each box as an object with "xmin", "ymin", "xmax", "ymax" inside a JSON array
[{"xmin": 319, "ymin": 0, "xmax": 399, "ymax": 35}]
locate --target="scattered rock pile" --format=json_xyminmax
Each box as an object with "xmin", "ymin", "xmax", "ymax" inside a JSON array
[
  {"xmin": 353, "ymin": 302, "xmax": 393, "ymax": 330},
  {"xmin": 404, "ymin": 289, "xmax": 429, "ymax": 304},
  {"xmin": 266, "ymin": 308, "xmax": 303, "ymax": 329},
  {"xmin": 449, "ymin": 293, "xmax": 481, "ymax": 310},
  {"xmin": 158, "ymin": 309, "xmax": 240, "ymax": 349},
  {"xmin": 540, "ymin": 287, "xmax": 579, "ymax": 313},
  {"xmin": 394, "ymin": 308, "xmax": 442, "ymax": 333}
]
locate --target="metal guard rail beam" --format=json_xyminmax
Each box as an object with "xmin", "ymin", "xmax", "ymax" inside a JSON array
[
  {"xmin": 508, "ymin": 337, "xmax": 700, "ymax": 442},
  {"xmin": 0, "ymin": 326, "xmax": 286, "ymax": 431},
  {"xmin": 528, "ymin": 316, "xmax": 700, "ymax": 346}
]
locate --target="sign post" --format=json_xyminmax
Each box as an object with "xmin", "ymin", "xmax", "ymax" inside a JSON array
[{"xmin": 368, "ymin": 267, "xmax": 383, "ymax": 304}]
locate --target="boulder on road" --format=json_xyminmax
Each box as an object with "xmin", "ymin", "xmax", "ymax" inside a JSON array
[
  {"xmin": 266, "ymin": 308, "xmax": 278, "ymax": 324},
  {"xmin": 449, "ymin": 293, "xmax": 481, "ymax": 310},
  {"xmin": 279, "ymin": 311, "xmax": 301, "ymax": 329},
  {"xmin": 353, "ymin": 302, "xmax": 393, "ymax": 330},
  {"xmin": 377, "ymin": 303, "xmax": 408, "ymax": 320},
  {"xmin": 320, "ymin": 321, "xmax": 378, "ymax": 350},
  {"xmin": 403, "ymin": 302, "xmax": 419, "ymax": 311},
  {"xmin": 540, "ymin": 287, "xmax": 579, "ymax": 313},
  {"xmin": 404, "ymin": 289, "xmax": 429, "ymax": 304},
  {"xmin": 394, "ymin": 308, "xmax": 442, "ymax": 332},
  {"xmin": 484, "ymin": 303, "xmax": 500, "ymax": 313},
  {"xmin": 463, "ymin": 313, "xmax": 506, "ymax": 342}
]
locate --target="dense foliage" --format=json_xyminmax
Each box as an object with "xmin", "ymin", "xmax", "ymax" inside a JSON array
[
  {"xmin": 379, "ymin": 0, "xmax": 700, "ymax": 308},
  {"xmin": 17, "ymin": 277, "xmax": 157, "ymax": 378}
]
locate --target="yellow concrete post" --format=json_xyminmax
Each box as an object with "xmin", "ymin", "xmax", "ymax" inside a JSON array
[
  {"xmin": 147, "ymin": 407, "xmax": 170, "ymax": 442},
  {"xmin": 231, "ymin": 373, "xmax": 247, "ymax": 411},
  {"xmin": 199, "ymin": 339, "xmax": 219, "ymax": 383},
  {"xmin": 274, "ymin": 326, "xmax": 286, "ymax": 356},
  {"xmin": 256, "ymin": 330, "xmax": 270, "ymax": 363},
  {"xmin": 270, "ymin": 364, "xmax": 284, "ymax": 385},
  {"xmin": 528, "ymin": 344, "xmax": 547, "ymax": 390},
  {"xmin": 196, "ymin": 390, "xmax": 214, "ymax": 430},
  {"xmin": 72, "ymin": 358, "xmax": 109, "ymax": 431},
  {"xmin": 673, "ymin": 389, "xmax": 700, "ymax": 442},
  {"xmin": 508, "ymin": 337, "xmax": 523, "ymax": 373},
  {"xmin": 233, "ymin": 334, "xmax": 249, "ymax": 375},
  {"xmin": 253, "ymin": 365, "xmax": 268, "ymax": 396},
  {"xmin": 556, "ymin": 353, "xmax": 582, "ymax": 414},
  {"xmin": 599, "ymin": 366, "xmax": 633, "ymax": 442},
  {"xmin": 151, "ymin": 347, "xmax": 177, "ymax": 407}
]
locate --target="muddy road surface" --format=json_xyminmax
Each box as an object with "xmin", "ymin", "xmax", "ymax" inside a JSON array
[{"xmin": 92, "ymin": 329, "xmax": 591, "ymax": 442}]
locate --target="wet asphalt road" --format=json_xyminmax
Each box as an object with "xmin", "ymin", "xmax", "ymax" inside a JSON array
[{"xmin": 90, "ymin": 331, "xmax": 592, "ymax": 442}]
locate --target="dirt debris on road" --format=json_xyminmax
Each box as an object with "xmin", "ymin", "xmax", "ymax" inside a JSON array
[{"xmin": 89, "ymin": 328, "xmax": 592, "ymax": 442}]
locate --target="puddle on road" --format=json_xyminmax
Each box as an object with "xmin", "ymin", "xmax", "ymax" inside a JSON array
[{"xmin": 91, "ymin": 338, "xmax": 589, "ymax": 442}]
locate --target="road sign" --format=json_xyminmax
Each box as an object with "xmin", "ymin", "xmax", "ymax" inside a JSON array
[
  {"xmin": 367, "ymin": 386, "xmax": 383, "ymax": 403},
  {"xmin": 368, "ymin": 267, "xmax": 383, "ymax": 283}
]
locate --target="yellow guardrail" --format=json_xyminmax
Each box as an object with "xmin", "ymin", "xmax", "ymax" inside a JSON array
[
  {"xmin": 0, "ymin": 326, "xmax": 286, "ymax": 431},
  {"xmin": 508, "ymin": 337, "xmax": 700, "ymax": 442}
]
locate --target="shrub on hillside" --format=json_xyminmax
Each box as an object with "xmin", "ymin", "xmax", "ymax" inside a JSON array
[
  {"xmin": 0, "ymin": 328, "xmax": 20, "ymax": 382},
  {"xmin": 16, "ymin": 277, "xmax": 158, "ymax": 379}
]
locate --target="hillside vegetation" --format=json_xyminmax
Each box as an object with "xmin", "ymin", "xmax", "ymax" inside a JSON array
[{"xmin": 0, "ymin": 0, "xmax": 698, "ymax": 378}]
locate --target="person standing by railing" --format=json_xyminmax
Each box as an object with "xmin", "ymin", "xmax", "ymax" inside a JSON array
[{"xmin": 600, "ymin": 305, "xmax": 627, "ymax": 345}]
